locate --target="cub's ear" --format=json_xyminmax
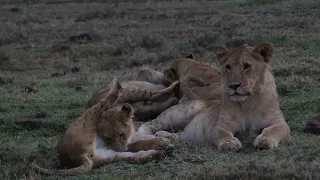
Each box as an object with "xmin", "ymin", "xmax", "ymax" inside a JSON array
[
  {"xmin": 121, "ymin": 103, "xmax": 134, "ymax": 117},
  {"xmin": 106, "ymin": 77, "xmax": 122, "ymax": 106},
  {"xmin": 252, "ymin": 43, "xmax": 274, "ymax": 63},
  {"xmin": 185, "ymin": 53, "xmax": 194, "ymax": 59},
  {"xmin": 213, "ymin": 46, "xmax": 229, "ymax": 65}
]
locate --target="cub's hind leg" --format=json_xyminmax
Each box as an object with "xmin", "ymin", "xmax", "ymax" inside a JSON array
[
  {"xmin": 138, "ymin": 100, "xmax": 211, "ymax": 135},
  {"xmin": 93, "ymin": 148, "xmax": 165, "ymax": 166},
  {"xmin": 132, "ymin": 97, "xmax": 179, "ymax": 121},
  {"xmin": 137, "ymin": 67, "xmax": 165, "ymax": 85}
]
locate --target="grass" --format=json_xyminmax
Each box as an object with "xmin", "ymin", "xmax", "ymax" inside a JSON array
[{"xmin": 0, "ymin": 0, "xmax": 320, "ymax": 179}]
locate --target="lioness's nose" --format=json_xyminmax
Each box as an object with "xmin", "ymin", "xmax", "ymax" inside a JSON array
[{"xmin": 229, "ymin": 83, "xmax": 241, "ymax": 90}]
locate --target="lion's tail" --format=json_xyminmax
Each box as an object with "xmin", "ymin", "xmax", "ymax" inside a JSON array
[
  {"xmin": 31, "ymin": 156, "xmax": 93, "ymax": 176},
  {"xmin": 180, "ymin": 76, "xmax": 209, "ymax": 100}
]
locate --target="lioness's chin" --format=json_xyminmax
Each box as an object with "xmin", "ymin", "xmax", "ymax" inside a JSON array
[{"xmin": 230, "ymin": 95, "xmax": 248, "ymax": 102}]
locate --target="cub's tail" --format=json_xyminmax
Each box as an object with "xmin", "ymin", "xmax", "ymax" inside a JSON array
[{"xmin": 31, "ymin": 156, "xmax": 93, "ymax": 176}]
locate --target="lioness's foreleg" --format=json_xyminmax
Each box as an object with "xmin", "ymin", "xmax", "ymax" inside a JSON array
[
  {"xmin": 138, "ymin": 100, "xmax": 211, "ymax": 135},
  {"xmin": 212, "ymin": 115, "xmax": 243, "ymax": 152},
  {"xmin": 254, "ymin": 121, "xmax": 290, "ymax": 150}
]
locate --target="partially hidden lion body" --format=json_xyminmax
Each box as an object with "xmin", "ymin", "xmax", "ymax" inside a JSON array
[
  {"xmin": 163, "ymin": 57, "xmax": 222, "ymax": 101},
  {"xmin": 88, "ymin": 80, "xmax": 179, "ymax": 121},
  {"xmin": 138, "ymin": 43, "xmax": 291, "ymax": 151},
  {"xmin": 31, "ymin": 78, "xmax": 173, "ymax": 176}
]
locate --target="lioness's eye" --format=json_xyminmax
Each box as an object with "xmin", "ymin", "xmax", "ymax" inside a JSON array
[
  {"xmin": 243, "ymin": 63, "xmax": 251, "ymax": 70},
  {"xmin": 225, "ymin": 64, "xmax": 231, "ymax": 71}
]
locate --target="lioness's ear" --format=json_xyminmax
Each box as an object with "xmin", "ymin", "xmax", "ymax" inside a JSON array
[
  {"xmin": 185, "ymin": 53, "xmax": 194, "ymax": 59},
  {"xmin": 121, "ymin": 103, "xmax": 134, "ymax": 118},
  {"xmin": 213, "ymin": 46, "xmax": 229, "ymax": 65},
  {"xmin": 252, "ymin": 43, "xmax": 274, "ymax": 63}
]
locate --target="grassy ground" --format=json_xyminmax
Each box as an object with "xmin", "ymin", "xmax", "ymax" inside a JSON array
[{"xmin": 0, "ymin": 0, "xmax": 320, "ymax": 179}]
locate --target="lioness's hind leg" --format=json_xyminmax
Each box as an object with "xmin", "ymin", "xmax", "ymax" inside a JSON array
[{"xmin": 138, "ymin": 100, "xmax": 210, "ymax": 135}]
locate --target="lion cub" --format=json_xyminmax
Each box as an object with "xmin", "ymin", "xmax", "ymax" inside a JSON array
[{"xmin": 31, "ymin": 78, "xmax": 173, "ymax": 176}]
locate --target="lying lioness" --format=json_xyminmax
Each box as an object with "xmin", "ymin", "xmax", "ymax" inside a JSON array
[
  {"xmin": 31, "ymin": 78, "xmax": 173, "ymax": 176},
  {"xmin": 138, "ymin": 43, "xmax": 291, "ymax": 151}
]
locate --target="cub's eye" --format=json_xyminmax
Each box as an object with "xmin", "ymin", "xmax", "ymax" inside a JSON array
[
  {"xmin": 225, "ymin": 64, "xmax": 231, "ymax": 71},
  {"xmin": 243, "ymin": 63, "xmax": 251, "ymax": 70},
  {"xmin": 105, "ymin": 137, "xmax": 111, "ymax": 142},
  {"xmin": 119, "ymin": 133, "xmax": 125, "ymax": 138}
]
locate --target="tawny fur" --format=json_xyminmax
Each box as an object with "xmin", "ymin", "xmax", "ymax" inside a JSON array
[
  {"xmin": 88, "ymin": 80, "xmax": 179, "ymax": 121},
  {"xmin": 31, "ymin": 78, "xmax": 173, "ymax": 176},
  {"xmin": 163, "ymin": 58, "xmax": 222, "ymax": 100},
  {"xmin": 138, "ymin": 43, "xmax": 291, "ymax": 152}
]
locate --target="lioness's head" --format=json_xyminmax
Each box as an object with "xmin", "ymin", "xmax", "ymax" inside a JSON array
[
  {"xmin": 97, "ymin": 103, "xmax": 134, "ymax": 152},
  {"xmin": 214, "ymin": 43, "xmax": 274, "ymax": 102}
]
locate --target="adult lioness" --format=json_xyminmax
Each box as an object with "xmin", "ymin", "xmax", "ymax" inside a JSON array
[
  {"xmin": 138, "ymin": 43, "xmax": 291, "ymax": 151},
  {"xmin": 31, "ymin": 78, "xmax": 173, "ymax": 176}
]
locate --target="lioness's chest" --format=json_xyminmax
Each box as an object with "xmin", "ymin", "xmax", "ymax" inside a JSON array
[{"xmin": 237, "ymin": 115, "xmax": 268, "ymax": 134}]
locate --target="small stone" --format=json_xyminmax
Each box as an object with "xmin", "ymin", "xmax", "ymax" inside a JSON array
[
  {"xmin": 51, "ymin": 44, "xmax": 70, "ymax": 52},
  {"xmin": 103, "ymin": 60, "xmax": 120, "ymax": 70},
  {"xmin": 7, "ymin": 65, "xmax": 25, "ymax": 72},
  {"xmin": 14, "ymin": 118, "xmax": 43, "ymax": 130},
  {"xmin": 75, "ymin": 86, "xmax": 88, "ymax": 92},
  {"xmin": 304, "ymin": 115, "xmax": 320, "ymax": 135},
  {"xmin": 70, "ymin": 66, "xmax": 80, "ymax": 73},
  {"xmin": 0, "ymin": 53, "xmax": 10, "ymax": 64},
  {"xmin": 68, "ymin": 33, "xmax": 101, "ymax": 43},
  {"xmin": 10, "ymin": 7, "xmax": 20, "ymax": 12},
  {"xmin": 22, "ymin": 86, "xmax": 37, "ymax": 93},
  {"xmin": 0, "ymin": 74, "xmax": 13, "ymax": 85},
  {"xmin": 22, "ymin": 15, "xmax": 42, "ymax": 23},
  {"xmin": 50, "ymin": 72, "xmax": 66, "ymax": 77}
]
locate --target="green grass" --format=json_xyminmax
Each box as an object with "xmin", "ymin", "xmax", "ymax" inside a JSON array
[{"xmin": 0, "ymin": 0, "xmax": 319, "ymax": 179}]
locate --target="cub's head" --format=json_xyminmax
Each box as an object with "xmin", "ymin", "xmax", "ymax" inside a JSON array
[
  {"xmin": 97, "ymin": 103, "xmax": 134, "ymax": 152},
  {"xmin": 214, "ymin": 43, "xmax": 274, "ymax": 102}
]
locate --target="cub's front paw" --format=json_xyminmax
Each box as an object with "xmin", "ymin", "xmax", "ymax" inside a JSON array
[
  {"xmin": 154, "ymin": 131, "xmax": 173, "ymax": 138},
  {"xmin": 218, "ymin": 137, "xmax": 242, "ymax": 152},
  {"xmin": 254, "ymin": 135, "xmax": 278, "ymax": 150},
  {"xmin": 152, "ymin": 137, "xmax": 174, "ymax": 156}
]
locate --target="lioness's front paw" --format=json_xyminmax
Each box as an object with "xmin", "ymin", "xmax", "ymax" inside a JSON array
[
  {"xmin": 218, "ymin": 138, "xmax": 242, "ymax": 152},
  {"xmin": 152, "ymin": 137, "xmax": 174, "ymax": 156},
  {"xmin": 254, "ymin": 135, "xmax": 278, "ymax": 150}
]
